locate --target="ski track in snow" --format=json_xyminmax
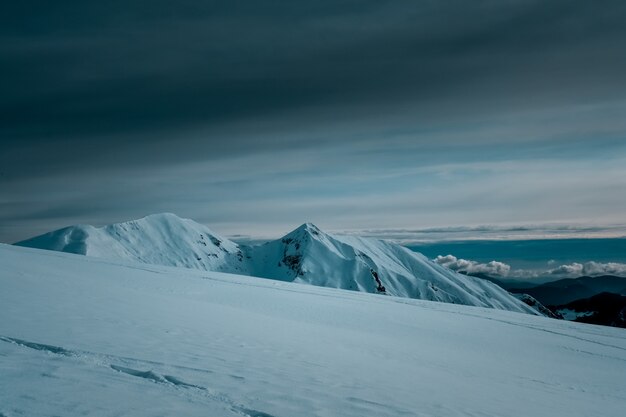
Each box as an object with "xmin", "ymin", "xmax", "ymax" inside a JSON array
[
  {"xmin": 198, "ymin": 272, "xmax": 626, "ymax": 356},
  {"xmin": 1, "ymin": 333, "xmax": 417, "ymax": 417},
  {"xmin": 0, "ymin": 336, "xmax": 275, "ymax": 417},
  {"xmin": 401, "ymin": 306, "xmax": 626, "ymax": 354},
  {"xmin": 3, "ymin": 332, "xmax": 407, "ymax": 416}
]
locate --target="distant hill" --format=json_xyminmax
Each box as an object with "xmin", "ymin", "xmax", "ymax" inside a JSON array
[
  {"xmin": 461, "ymin": 272, "xmax": 540, "ymax": 290},
  {"xmin": 509, "ymin": 275, "xmax": 626, "ymax": 305},
  {"xmin": 551, "ymin": 293, "xmax": 626, "ymax": 328}
]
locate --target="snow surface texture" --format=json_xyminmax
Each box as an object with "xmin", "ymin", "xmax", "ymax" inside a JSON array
[
  {"xmin": 15, "ymin": 213, "xmax": 537, "ymax": 314},
  {"xmin": 1, "ymin": 244, "xmax": 625, "ymax": 417}
]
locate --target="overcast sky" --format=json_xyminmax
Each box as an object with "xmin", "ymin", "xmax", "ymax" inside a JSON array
[{"xmin": 2, "ymin": 1, "xmax": 626, "ymax": 242}]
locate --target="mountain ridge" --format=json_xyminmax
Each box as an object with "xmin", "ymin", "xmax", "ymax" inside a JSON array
[
  {"xmin": 551, "ymin": 292, "xmax": 626, "ymax": 328},
  {"xmin": 509, "ymin": 275, "xmax": 626, "ymax": 305},
  {"xmin": 15, "ymin": 213, "xmax": 538, "ymax": 315}
]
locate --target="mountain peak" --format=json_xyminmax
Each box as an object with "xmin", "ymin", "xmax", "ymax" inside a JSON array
[
  {"xmin": 279, "ymin": 223, "xmax": 327, "ymax": 245},
  {"xmin": 142, "ymin": 212, "xmax": 182, "ymax": 220},
  {"xmin": 302, "ymin": 222, "xmax": 321, "ymax": 232},
  {"xmin": 290, "ymin": 222, "xmax": 323, "ymax": 236},
  {"xmin": 134, "ymin": 212, "xmax": 188, "ymax": 224},
  {"xmin": 14, "ymin": 213, "xmax": 247, "ymax": 273}
]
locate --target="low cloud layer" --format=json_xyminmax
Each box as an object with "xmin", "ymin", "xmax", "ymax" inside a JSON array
[
  {"xmin": 434, "ymin": 255, "xmax": 626, "ymax": 279},
  {"xmin": 547, "ymin": 261, "xmax": 626, "ymax": 277},
  {"xmin": 434, "ymin": 255, "xmax": 511, "ymax": 277}
]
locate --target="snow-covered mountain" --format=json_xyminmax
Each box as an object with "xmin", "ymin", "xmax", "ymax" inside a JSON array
[
  {"xmin": 15, "ymin": 213, "xmax": 537, "ymax": 314},
  {"xmin": 15, "ymin": 213, "xmax": 249, "ymax": 274},
  {"xmin": 247, "ymin": 222, "xmax": 536, "ymax": 313},
  {"xmin": 2, "ymin": 244, "xmax": 625, "ymax": 417}
]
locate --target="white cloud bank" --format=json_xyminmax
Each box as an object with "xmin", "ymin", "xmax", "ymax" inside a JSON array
[
  {"xmin": 547, "ymin": 261, "xmax": 626, "ymax": 277},
  {"xmin": 434, "ymin": 255, "xmax": 626, "ymax": 279},
  {"xmin": 434, "ymin": 255, "xmax": 511, "ymax": 277}
]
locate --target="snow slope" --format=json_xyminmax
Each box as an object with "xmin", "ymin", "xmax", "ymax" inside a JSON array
[
  {"xmin": 1, "ymin": 244, "xmax": 625, "ymax": 417},
  {"xmin": 15, "ymin": 214, "xmax": 536, "ymax": 314}
]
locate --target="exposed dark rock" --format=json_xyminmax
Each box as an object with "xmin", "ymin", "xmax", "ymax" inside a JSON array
[
  {"xmin": 513, "ymin": 294, "xmax": 560, "ymax": 319},
  {"xmin": 370, "ymin": 269, "xmax": 386, "ymax": 294}
]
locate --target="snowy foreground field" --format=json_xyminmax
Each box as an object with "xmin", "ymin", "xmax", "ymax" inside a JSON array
[{"xmin": 1, "ymin": 244, "xmax": 625, "ymax": 417}]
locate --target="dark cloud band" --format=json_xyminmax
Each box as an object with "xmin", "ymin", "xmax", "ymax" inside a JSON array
[{"xmin": 2, "ymin": 1, "xmax": 626, "ymax": 241}]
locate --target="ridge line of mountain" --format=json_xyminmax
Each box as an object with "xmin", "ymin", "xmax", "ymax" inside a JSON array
[{"xmin": 15, "ymin": 213, "xmax": 542, "ymax": 315}]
